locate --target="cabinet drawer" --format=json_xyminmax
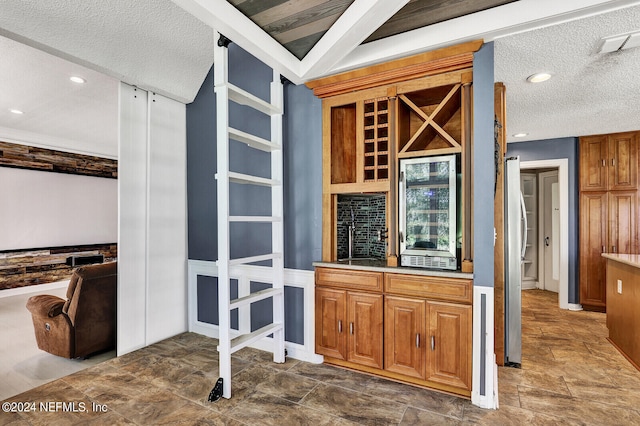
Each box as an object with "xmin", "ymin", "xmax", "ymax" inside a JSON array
[
  {"xmin": 384, "ymin": 273, "xmax": 472, "ymax": 304},
  {"xmin": 316, "ymin": 268, "xmax": 383, "ymax": 292}
]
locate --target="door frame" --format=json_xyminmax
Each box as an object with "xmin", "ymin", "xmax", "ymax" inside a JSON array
[
  {"xmin": 520, "ymin": 159, "xmax": 577, "ymax": 310},
  {"xmin": 537, "ymin": 170, "xmax": 559, "ymax": 293}
]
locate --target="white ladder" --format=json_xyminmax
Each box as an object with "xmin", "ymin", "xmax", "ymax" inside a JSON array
[{"xmin": 212, "ymin": 32, "xmax": 285, "ymax": 400}]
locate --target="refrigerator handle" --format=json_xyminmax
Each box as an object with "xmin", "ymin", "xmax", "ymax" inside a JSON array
[{"xmin": 520, "ymin": 191, "xmax": 528, "ymax": 261}]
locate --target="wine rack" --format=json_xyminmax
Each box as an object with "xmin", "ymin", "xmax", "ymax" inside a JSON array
[{"xmin": 363, "ymin": 97, "xmax": 390, "ymax": 182}]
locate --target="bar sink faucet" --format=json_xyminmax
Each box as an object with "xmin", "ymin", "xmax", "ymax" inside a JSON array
[{"xmin": 348, "ymin": 207, "xmax": 356, "ymax": 259}]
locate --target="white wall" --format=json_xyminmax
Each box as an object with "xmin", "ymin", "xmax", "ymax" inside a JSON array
[
  {"xmin": 0, "ymin": 167, "xmax": 117, "ymax": 251},
  {"xmin": 117, "ymin": 83, "xmax": 187, "ymax": 355}
]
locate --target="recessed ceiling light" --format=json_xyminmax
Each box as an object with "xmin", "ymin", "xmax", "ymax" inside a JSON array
[
  {"xmin": 526, "ymin": 73, "xmax": 551, "ymax": 83},
  {"xmin": 70, "ymin": 76, "xmax": 86, "ymax": 84},
  {"xmin": 9, "ymin": 109, "xmax": 24, "ymax": 115},
  {"xmin": 513, "ymin": 133, "xmax": 528, "ymax": 138}
]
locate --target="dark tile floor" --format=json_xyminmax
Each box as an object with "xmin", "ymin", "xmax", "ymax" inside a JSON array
[{"xmin": 3, "ymin": 290, "xmax": 640, "ymax": 425}]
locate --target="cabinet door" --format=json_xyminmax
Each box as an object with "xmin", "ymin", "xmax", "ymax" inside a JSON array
[
  {"xmin": 384, "ymin": 296, "xmax": 426, "ymax": 379},
  {"xmin": 608, "ymin": 132, "xmax": 638, "ymax": 191},
  {"xmin": 579, "ymin": 192, "xmax": 608, "ymax": 310},
  {"xmin": 315, "ymin": 288, "xmax": 347, "ymax": 360},
  {"xmin": 609, "ymin": 191, "xmax": 638, "ymax": 255},
  {"xmin": 426, "ymin": 301, "xmax": 471, "ymax": 390},
  {"xmin": 347, "ymin": 292, "xmax": 383, "ymax": 368},
  {"xmin": 580, "ymin": 136, "xmax": 608, "ymax": 191}
]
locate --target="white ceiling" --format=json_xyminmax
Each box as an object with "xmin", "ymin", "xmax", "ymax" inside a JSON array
[
  {"xmin": 0, "ymin": 36, "xmax": 119, "ymax": 158},
  {"xmin": 495, "ymin": 3, "xmax": 640, "ymax": 142},
  {"xmin": 1, "ymin": 0, "xmax": 640, "ymax": 157}
]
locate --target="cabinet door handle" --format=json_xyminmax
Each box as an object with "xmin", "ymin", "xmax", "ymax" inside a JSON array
[
  {"xmin": 612, "ymin": 245, "xmax": 617, "ymax": 253},
  {"xmin": 430, "ymin": 336, "xmax": 435, "ymax": 351},
  {"xmin": 350, "ymin": 322, "xmax": 354, "ymax": 335},
  {"xmin": 602, "ymin": 245, "xmax": 605, "ymax": 253},
  {"xmin": 602, "ymin": 159, "xmax": 606, "ymax": 167},
  {"xmin": 338, "ymin": 320, "xmax": 342, "ymax": 333},
  {"xmin": 612, "ymin": 158, "xmax": 615, "ymax": 166},
  {"xmin": 416, "ymin": 334, "xmax": 420, "ymax": 348}
]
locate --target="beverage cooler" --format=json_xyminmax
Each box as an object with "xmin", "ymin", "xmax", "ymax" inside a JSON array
[{"xmin": 399, "ymin": 155, "xmax": 459, "ymax": 270}]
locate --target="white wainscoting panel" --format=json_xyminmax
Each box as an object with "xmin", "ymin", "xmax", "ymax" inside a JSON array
[{"xmin": 188, "ymin": 260, "xmax": 323, "ymax": 364}]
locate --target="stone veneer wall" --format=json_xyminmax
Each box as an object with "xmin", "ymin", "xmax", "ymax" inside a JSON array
[
  {"xmin": 0, "ymin": 141, "xmax": 117, "ymax": 178},
  {"xmin": 0, "ymin": 141, "xmax": 118, "ymax": 290},
  {"xmin": 336, "ymin": 194, "xmax": 386, "ymax": 259},
  {"xmin": 0, "ymin": 244, "xmax": 118, "ymax": 290}
]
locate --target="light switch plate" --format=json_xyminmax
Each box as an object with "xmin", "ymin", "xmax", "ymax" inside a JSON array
[{"xmin": 617, "ymin": 279, "xmax": 623, "ymax": 294}]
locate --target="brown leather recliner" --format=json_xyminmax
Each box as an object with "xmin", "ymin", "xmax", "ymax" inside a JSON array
[{"xmin": 26, "ymin": 262, "xmax": 117, "ymax": 358}]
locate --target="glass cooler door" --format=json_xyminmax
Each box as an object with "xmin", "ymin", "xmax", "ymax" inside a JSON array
[{"xmin": 399, "ymin": 155, "xmax": 456, "ymax": 258}]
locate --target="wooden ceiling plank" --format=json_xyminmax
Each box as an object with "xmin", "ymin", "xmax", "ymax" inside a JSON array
[
  {"xmin": 366, "ymin": 0, "xmax": 517, "ymax": 42},
  {"xmin": 284, "ymin": 31, "xmax": 326, "ymax": 60},
  {"xmin": 264, "ymin": 0, "xmax": 352, "ymax": 35},
  {"xmin": 273, "ymin": 15, "xmax": 341, "ymax": 45},
  {"xmin": 232, "ymin": 0, "xmax": 289, "ymax": 17},
  {"xmin": 252, "ymin": 0, "xmax": 335, "ymax": 27}
]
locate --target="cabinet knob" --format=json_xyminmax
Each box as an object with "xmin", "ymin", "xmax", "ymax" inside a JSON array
[
  {"xmin": 416, "ymin": 334, "xmax": 420, "ymax": 348},
  {"xmin": 431, "ymin": 335, "xmax": 435, "ymax": 351},
  {"xmin": 338, "ymin": 320, "xmax": 342, "ymax": 333},
  {"xmin": 350, "ymin": 322, "xmax": 354, "ymax": 335}
]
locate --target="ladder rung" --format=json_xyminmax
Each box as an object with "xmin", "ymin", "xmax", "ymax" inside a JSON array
[
  {"xmin": 230, "ymin": 288, "xmax": 283, "ymax": 311},
  {"xmin": 226, "ymin": 82, "xmax": 281, "ymax": 116},
  {"xmin": 228, "ymin": 323, "xmax": 283, "ymax": 354},
  {"xmin": 228, "ymin": 171, "xmax": 280, "ymax": 187},
  {"xmin": 228, "ymin": 253, "xmax": 282, "ymax": 266},
  {"xmin": 229, "ymin": 216, "xmax": 281, "ymax": 222},
  {"xmin": 229, "ymin": 127, "xmax": 280, "ymax": 152}
]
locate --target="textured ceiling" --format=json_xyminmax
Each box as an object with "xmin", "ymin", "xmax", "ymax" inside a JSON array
[
  {"xmin": 495, "ymin": 4, "xmax": 640, "ymax": 142},
  {"xmin": 0, "ymin": 36, "xmax": 118, "ymax": 158},
  {"xmin": 0, "ymin": 0, "xmax": 215, "ymax": 104}
]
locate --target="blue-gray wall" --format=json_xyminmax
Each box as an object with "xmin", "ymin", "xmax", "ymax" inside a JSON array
[
  {"xmin": 473, "ymin": 42, "xmax": 495, "ymax": 288},
  {"xmin": 472, "ymin": 41, "xmax": 495, "ymax": 398},
  {"xmin": 186, "ymin": 43, "xmax": 322, "ymax": 344},
  {"xmin": 506, "ymin": 137, "xmax": 580, "ymax": 304}
]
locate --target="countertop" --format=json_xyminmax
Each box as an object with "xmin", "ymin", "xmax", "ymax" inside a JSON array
[
  {"xmin": 602, "ymin": 253, "xmax": 640, "ymax": 270},
  {"xmin": 312, "ymin": 259, "xmax": 474, "ymax": 280}
]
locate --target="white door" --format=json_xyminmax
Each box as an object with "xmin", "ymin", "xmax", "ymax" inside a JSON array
[{"xmin": 540, "ymin": 171, "xmax": 560, "ymax": 293}]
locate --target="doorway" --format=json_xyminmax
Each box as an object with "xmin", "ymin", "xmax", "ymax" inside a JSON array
[
  {"xmin": 520, "ymin": 159, "xmax": 576, "ymax": 310},
  {"xmin": 539, "ymin": 171, "xmax": 560, "ymax": 293}
]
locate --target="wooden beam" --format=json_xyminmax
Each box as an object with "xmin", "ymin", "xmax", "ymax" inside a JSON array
[{"xmin": 300, "ymin": 0, "xmax": 409, "ymax": 80}]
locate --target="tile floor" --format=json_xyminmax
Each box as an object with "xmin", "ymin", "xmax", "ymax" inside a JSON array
[
  {"xmin": 2, "ymin": 289, "xmax": 640, "ymax": 425},
  {"xmin": 0, "ymin": 285, "xmax": 115, "ymax": 401}
]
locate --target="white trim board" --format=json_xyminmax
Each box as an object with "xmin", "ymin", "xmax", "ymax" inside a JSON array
[
  {"xmin": 0, "ymin": 280, "xmax": 69, "ymax": 299},
  {"xmin": 472, "ymin": 286, "xmax": 498, "ymax": 409},
  {"xmin": 520, "ymin": 159, "xmax": 581, "ymax": 310}
]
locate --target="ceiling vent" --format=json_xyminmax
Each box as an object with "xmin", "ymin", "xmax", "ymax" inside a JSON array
[{"xmin": 599, "ymin": 32, "xmax": 640, "ymax": 53}]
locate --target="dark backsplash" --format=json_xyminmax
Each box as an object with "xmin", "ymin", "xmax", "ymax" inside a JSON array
[{"xmin": 337, "ymin": 194, "xmax": 386, "ymax": 259}]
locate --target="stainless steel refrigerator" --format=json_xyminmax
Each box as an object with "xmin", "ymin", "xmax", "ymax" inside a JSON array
[{"xmin": 504, "ymin": 156, "xmax": 526, "ymax": 367}]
